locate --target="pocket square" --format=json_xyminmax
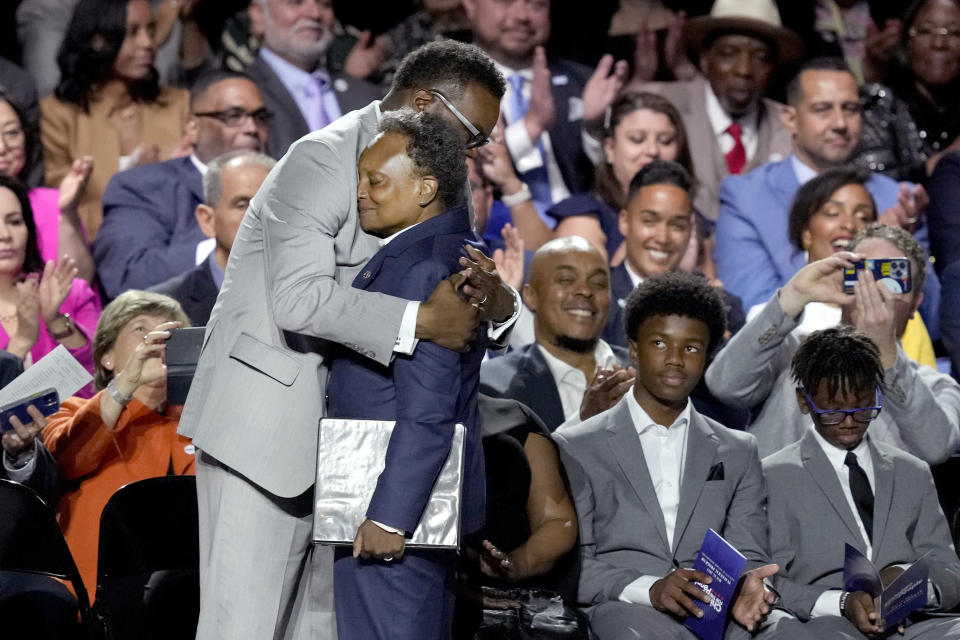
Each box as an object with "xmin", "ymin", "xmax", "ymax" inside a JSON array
[{"xmin": 707, "ymin": 462, "xmax": 724, "ymax": 481}]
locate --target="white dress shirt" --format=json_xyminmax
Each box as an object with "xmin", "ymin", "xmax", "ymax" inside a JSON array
[
  {"xmin": 538, "ymin": 339, "xmax": 618, "ymax": 430},
  {"xmin": 618, "ymin": 392, "xmax": 692, "ymax": 606},
  {"xmin": 494, "ymin": 61, "xmax": 572, "ymax": 211},
  {"xmin": 190, "ymin": 153, "xmax": 217, "ymax": 265},
  {"xmin": 705, "ymin": 83, "xmax": 760, "ymax": 163},
  {"xmin": 810, "ymin": 427, "xmax": 876, "ymax": 617}
]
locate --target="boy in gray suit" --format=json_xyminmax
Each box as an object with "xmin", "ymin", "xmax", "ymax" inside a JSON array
[
  {"xmin": 555, "ymin": 272, "xmax": 811, "ymax": 639},
  {"xmin": 765, "ymin": 325, "xmax": 960, "ymax": 637}
]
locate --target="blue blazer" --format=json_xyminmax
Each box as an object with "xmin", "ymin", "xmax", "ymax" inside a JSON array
[
  {"xmin": 714, "ymin": 156, "xmax": 903, "ymax": 310},
  {"xmin": 94, "ymin": 155, "xmax": 207, "ymax": 299},
  {"xmin": 480, "ymin": 342, "xmax": 632, "ymax": 433},
  {"xmin": 326, "ymin": 205, "xmax": 487, "ymax": 536}
]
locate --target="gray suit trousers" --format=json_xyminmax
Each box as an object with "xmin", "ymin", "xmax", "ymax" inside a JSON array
[
  {"xmin": 588, "ymin": 602, "xmax": 822, "ymax": 640},
  {"xmin": 194, "ymin": 452, "xmax": 335, "ymax": 640},
  {"xmin": 802, "ymin": 615, "xmax": 960, "ymax": 638}
]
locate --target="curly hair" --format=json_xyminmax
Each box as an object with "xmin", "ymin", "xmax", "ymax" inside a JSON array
[
  {"xmin": 595, "ymin": 91, "xmax": 695, "ymax": 211},
  {"xmin": 54, "ymin": 0, "xmax": 160, "ymax": 110},
  {"xmin": 392, "ymin": 40, "xmax": 505, "ymax": 101},
  {"xmin": 378, "ymin": 111, "xmax": 467, "ymax": 211},
  {"xmin": 851, "ymin": 222, "xmax": 928, "ymax": 298},
  {"xmin": 623, "ymin": 271, "xmax": 726, "ymax": 356},
  {"xmin": 787, "ymin": 165, "xmax": 876, "ymax": 252},
  {"xmin": 0, "ymin": 173, "xmax": 46, "ymax": 276},
  {"xmin": 791, "ymin": 325, "xmax": 883, "ymax": 400}
]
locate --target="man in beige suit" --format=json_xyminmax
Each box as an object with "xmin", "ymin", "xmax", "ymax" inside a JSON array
[
  {"xmin": 633, "ymin": 0, "xmax": 803, "ymax": 221},
  {"xmin": 180, "ymin": 41, "xmax": 513, "ymax": 639}
]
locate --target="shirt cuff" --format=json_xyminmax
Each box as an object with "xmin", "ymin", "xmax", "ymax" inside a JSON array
[
  {"xmin": 619, "ymin": 575, "xmax": 658, "ymax": 606},
  {"xmin": 581, "ymin": 129, "xmax": 602, "ymax": 165},
  {"xmin": 505, "ymin": 120, "xmax": 544, "ymax": 174},
  {"xmin": 2, "ymin": 439, "xmax": 38, "ymax": 484},
  {"xmin": 811, "ymin": 589, "xmax": 843, "ymax": 618},
  {"xmin": 393, "ymin": 301, "xmax": 419, "ymax": 355},
  {"xmin": 487, "ymin": 286, "xmax": 521, "ymax": 342},
  {"xmin": 370, "ymin": 519, "xmax": 402, "ymax": 535}
]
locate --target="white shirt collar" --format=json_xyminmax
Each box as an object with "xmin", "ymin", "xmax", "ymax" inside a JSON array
[
  {"xmin": 811, "ymin": 423, "xmax": 872, "ymax": 475},
  {"xmin": 704, "ymin": 81, "xmax": 759, "ymax": 137},
  {"xmin": 378, "ymin": 221, "xmax": 420, "ymax": 247},
  {"xmin": 189, "ymin": 153, "xmax": 207, "ymax": 176},
  {"xmin": 493, "ymin": 59, "xmax": 532, "ymax": 79},
  {"xmin": 623, "ymin": 260, "xmax": 644, "ymax": 288},
  {"xmin": 538, "ymin": 339, "xmax": 617, "ymax": 385},
  {"xmin": 626, "ymin": 389, "xmax": 692, "ymax": 436},
  {"xmin": 790, "ymin": 153, "xmax": 820, "ymax": 185}
]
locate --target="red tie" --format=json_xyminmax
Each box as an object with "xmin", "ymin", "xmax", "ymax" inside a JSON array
[{"xmin": 725, "ymin": 122, "xmax": 746, "ymax": 175}]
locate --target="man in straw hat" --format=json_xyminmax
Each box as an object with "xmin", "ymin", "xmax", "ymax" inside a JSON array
[{"xmin": 631, "ymin": 0, "xmax": 804, "ymax": 222}]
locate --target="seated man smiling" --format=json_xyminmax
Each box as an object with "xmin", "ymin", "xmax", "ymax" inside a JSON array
[{"xmin": 325, "ymin": 111, "xmax": 488, "ymax": 640}]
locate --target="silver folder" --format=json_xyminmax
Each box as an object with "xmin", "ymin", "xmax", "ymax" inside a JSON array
[{"xmin": 312, "ymin": 418, "xmax": 465, "ymax": 549}]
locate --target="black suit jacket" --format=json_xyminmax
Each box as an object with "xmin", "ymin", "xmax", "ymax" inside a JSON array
[
  {"xmin": 480, "ymin": 342, "xmax": 631, "ymax": 432},
  {"xmin": 245, "ymin": 55, "xmax": 384, "ymax": 159},
  {"xmin": 149, "ymin": 259, "xmax": 219, "ymax": 327}
]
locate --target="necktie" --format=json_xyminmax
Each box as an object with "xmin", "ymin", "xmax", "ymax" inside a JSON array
[
  {"xmin": 507, "ymin": 73, "xmax": 554, "ymax": 219},
  {"xmin": 845, "ymin": 451, "xmax": 874, "ymax": 543},
  {"xmin": 306, "ymin": 74, "xmax": 332, "ymax": 132},
  {"xmin": 724, "ymin": 122, "xmax": 747, "ymax": 175}
]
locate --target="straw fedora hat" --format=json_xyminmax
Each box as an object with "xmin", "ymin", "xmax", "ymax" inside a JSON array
[{"xmin": 684, "ymin": 0, "xmax": 805, "ymax": 64}]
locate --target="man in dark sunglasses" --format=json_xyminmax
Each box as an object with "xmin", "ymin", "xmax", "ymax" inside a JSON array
[
  {"xmin": 764, "ymin": 325, "xmax": 960, "ymax": 638},
  {"xmin": 95, "ymin": 70, "xmax": 270, "ymax": 299},
  {"xmin": 182, "ymin": 40, "xmax": 520, "ymax": 640}
]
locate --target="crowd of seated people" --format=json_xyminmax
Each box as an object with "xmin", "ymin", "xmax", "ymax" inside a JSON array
[{"xmin": 0, "ymin": 0, "xmax": 959, "ymax": 639}]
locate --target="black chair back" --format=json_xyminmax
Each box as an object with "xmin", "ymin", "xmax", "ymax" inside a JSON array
[
  {"xmin": 95, "ymin": 475, "xmax": 200, "ymax": 640},
  {"xmin": 0, "ymin": 478, "xmax": 94, "ymax": 638}
]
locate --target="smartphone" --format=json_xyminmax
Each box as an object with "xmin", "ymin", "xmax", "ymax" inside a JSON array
[
  {"xmin": 842, "ymin": 258, "xmax": 912, "ymax": 295},
  {"xmin": 165, "ymin": 327, "xmax": 205, "ymax": 405},
  {"xmin": 0, "ymin": 388, "xmax": 60, "ymax": 432}
]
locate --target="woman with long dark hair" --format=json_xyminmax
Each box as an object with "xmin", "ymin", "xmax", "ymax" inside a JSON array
[
  {"xmin": 0, "ymin": 174, "xmax": 100, "ymax": 391},
  {"xmin": 40, "ymin": 0, "xmax": 189, "ymax": 238}
]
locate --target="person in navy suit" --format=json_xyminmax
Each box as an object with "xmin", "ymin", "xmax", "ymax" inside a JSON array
[
  {"xmin": 481, "ymin": 236, "xmax": 634, "ymax": 432},
  {"xmin": 151, "ymin": 150, "xmax": 274, "ymax": 326},
  {"xmin": 94, "ymin": 70, "xmax": 269, "ymax": 299},
  {"xmin": 325, "ymin": 112, "xmax": 487, "ymax": 640},
  {"xmin": 714, "ymin": 57, "xmax": 938, "ymax": 325}
]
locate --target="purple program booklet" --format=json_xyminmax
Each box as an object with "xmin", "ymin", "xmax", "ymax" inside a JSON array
[
  {"xmin": 683, "ymin": 529, "xmax": 748, "ymax": 640},
  {"xmin": 842, "ymin": 544, "xmax": 931, "ymax": 629}
]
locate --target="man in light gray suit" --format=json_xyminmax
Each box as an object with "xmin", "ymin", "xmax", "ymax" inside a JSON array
[
  {"xmin": 180, "ymin": 41, "xmax": 514, "ymax": 639},
  {"xmin": 765, "ymin": 325, "xmax": 960, "ymax": 637},
  {"xmin": 555, "ymin": 272, "xmax": 811, "ymax": 639}
]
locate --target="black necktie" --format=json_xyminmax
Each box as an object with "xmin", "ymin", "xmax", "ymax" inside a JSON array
[{"xmin": 845, "ymin": 451, "xmax": 874, "ymax": 543}]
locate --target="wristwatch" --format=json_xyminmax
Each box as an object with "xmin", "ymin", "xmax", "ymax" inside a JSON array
[{"xmin": 48, "ymin": 313, "xmax": 75, "ymax": 340}]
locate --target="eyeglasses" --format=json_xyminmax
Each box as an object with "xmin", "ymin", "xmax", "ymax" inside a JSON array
[
  {"xmin": 909, "ymin": 25, "xmax": 960, "ymax": 42},
  {"xmin": 427, "ymin": 90, "xmax": 490, "ymax": 149},
  {"xmin": 193, "ymin": 107, "xmax": 273, "ymax": 127},
  {"xmin": 802, "ymin": 386, "xmax": 883, "ymax": 425},
  {"xmin": 0, "ymin": 127, "xmax": 24, "ymax": 149}
]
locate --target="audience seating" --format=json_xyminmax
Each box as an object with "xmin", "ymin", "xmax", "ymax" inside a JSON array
[
  {"xmin": 0, "ymin": 478, "xmax": 94, "ymax": 639},
  {"xmin": 94, "ymin": 475, "xmax": 200, "ymax": 640}
]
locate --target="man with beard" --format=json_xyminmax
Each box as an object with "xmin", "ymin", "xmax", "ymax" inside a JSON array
[
  {"xmin": 246, "ymin": 0, "xmax": 382, "ymax": 159},
  {"xmin": 481, "ymin": 236, "xmax": 635, "ymax": 432}
]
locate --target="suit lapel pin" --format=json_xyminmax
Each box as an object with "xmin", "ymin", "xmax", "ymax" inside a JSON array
[
  {"xmin": 334, "ymin": 78, "xmax": 349, "ymax": 93},
  {"xmin": 362, "ymin": 270, "xmax": 372, "ymax": 279}
]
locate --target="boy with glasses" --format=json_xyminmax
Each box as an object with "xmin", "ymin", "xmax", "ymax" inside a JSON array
[{"xmin": 764, "ymin": 325, "xmax": 960, "ymax": 638}]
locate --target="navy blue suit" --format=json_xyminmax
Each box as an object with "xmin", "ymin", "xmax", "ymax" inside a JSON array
[
  {"xmin": 94, "ymin": 156, "xmax": 207, "ymax": 300},
  {"xmin": 149, "ymin": 258, "xmax": 219, "ymax": 327},
  {"xmin": 925, "ymin": 150, "xmax": 960, "ymax": 275},
  {"xmin": 326, "ymin": 205, "xmax": 486, "ymax": 640}
]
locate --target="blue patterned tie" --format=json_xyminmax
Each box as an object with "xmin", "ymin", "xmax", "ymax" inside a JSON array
[{"xmin": 507, "ymin": 73, "xmax": 555, "ymax": 221}]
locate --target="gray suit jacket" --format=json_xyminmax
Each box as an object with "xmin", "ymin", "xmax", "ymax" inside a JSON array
[
  {"xmin": 553, "ymin": 395, "xmax": 769, "ymax": 608},
  {"xmin": 178, "ymin": 101, "xmax": 408, "ymax": 498},
  {"xmin": 639, "ymin": 75, "xmax": 792, "ymax": 222},
  {"xmin": 705, "ymin": 295, "xmax": 960, "ymax": 464},
  {"xmin": 764, "ymin": 430, "xmax": 960, "ymax": 619}
]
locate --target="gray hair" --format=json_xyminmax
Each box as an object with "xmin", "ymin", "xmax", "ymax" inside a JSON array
[{"xmin": 203, "ymin": 151, "xmax": 275, "ymax": 206}]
